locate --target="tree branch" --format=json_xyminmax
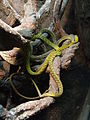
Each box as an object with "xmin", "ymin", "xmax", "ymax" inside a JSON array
[
  {"xmin": 53, "ymin": 0, "xmax": 66, "ymax": 36},
  {"xmin": 60, "ymin": 0, "xmax": 69, "ymax": 19},
  {"xmin": 0, "ymin": 19, "xmax": 28, "ymax": 50},
  {"xmin": 36, "ymin": 0, "xmax": 51, "ymax": 19},
  {"xmin": 3, "ymin": 0, "xmax": 23, "ymax": 22},
  {"xmin": 13, "ymin": 0, "xmax": 37, "ymax": 38},
  {"xmin": 61, "ymin": 42, "xmax": 79, "ymax": 69},
  {"xmin": 5, "ymin": 97, "xmax": 54, "ymax": 120},
  {"xmin": 48, "ymin": 56, "xmax": 61, "ymax": 93}
]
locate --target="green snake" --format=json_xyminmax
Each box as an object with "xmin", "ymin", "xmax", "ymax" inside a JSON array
[{"xmin": 9, "ymin": 29, "xmax": 78, "ymax": 100}]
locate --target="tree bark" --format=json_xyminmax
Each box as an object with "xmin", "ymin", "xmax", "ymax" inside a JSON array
[{"xmin": 0, "ymin": 0, "xmax": 79, "ymax": 120}]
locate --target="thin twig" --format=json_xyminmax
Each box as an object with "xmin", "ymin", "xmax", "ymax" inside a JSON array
[
  {"xmin": 36, "ymin": 0, "xmax": 51, "ymax": 19},
  {"xmin": 60, "ymin": 0, "xmax": 69, "ymax": 19},
  {"xmin": 53, "ymin": 0, "xmax": 66, "ymax": 36},
  {"xmin": 53, "ymin": 0, "xmax": 63, "ymax": 20},
  {"xmin": 49, "ymin": 0, "xmax": 69, "ymax": 36}
]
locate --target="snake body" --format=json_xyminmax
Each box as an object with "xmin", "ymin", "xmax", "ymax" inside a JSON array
[
  {"xmin": 26, "ymin": 33, "xmax": 78, "ymax": 75},
  {"xmin": 9, "ymin": 29, "xmax": 78, "ymax": 100},
  {"xmin": 26, "ymin": 45, "xmax": 53, "ymax": 75},
  {"xmin": 41, "ymin": 50, "xmax": 63, "ymax": 97}
]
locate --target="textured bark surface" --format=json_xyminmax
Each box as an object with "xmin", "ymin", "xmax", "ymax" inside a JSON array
[
  {"xmin": 0, "ymin": 0, "xmax": 16, "ymax": 26},
  {"xmin": 0, "ymin": 0, "xmax": 89, "ymax": 120}
]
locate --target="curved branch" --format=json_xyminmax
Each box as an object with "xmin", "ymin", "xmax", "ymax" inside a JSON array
[
  {"xmin": 36, "ymin": 0, "xmax": 51, "ymax": 19},
  {"xmin": 53, "ymin": 0, "xmax": 66, "ymax": 36},
  {"xmin": 60, "ymin": 0, "xmax": 69, "ymax": 19}
]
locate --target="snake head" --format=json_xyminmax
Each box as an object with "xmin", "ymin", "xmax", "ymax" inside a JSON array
[
  {"xmin": 74, "ymin": 35, "xmax": 78, "ymax": 43},
  {"xmin": 70, "ymin": 35, "xmax": 78, "ymax": 43}
]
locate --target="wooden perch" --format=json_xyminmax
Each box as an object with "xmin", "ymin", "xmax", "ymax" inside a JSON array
[
  {"xmin": 0, "ymin": 0, "xmax": 79, "ymax": 120},
  {"xmin": 61, "ymin": 42, "xmax": 79, "ymax": 69},
  {"xmin": 5, "ymin": 97, "xmax": 54, "ymax": 120}
]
